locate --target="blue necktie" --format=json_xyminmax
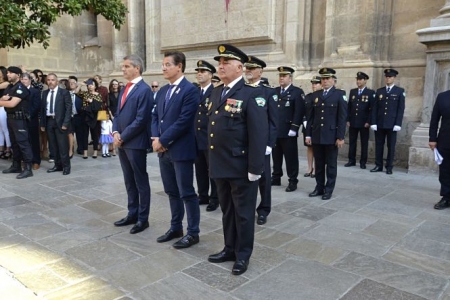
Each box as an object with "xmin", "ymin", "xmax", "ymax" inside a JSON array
[
  {"xmin": 358, "ymin": 89, "xmax": 362, "ymax": 96},
  {"xmin": 221, "ymin": 86, "xmax": 230, "ymax": 101},
  {"xmin": 386, "ymin": 87, "xmax": 391, "ymax": 93},
  {"xmin": 164, "ymin": 85, "xmax": 175, "ymax": 111},
  {"xmin": 281, "ymin": 88, "xmax": 285, "ymax": 95},
  {"xmin": 49, "ymin": 90, "xmax": 54, "ymax": 115},
  {"xmin": 323, "ymin": 90, "xmax": 328, "ymax": 97}
]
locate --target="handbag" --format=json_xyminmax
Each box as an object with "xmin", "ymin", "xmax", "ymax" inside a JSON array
[{"xmin": 97, "ymin": 110, "xmax": 107, "ymax": 121}]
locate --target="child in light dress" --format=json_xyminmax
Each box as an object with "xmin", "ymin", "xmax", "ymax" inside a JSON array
[{"xmin": 99, "ymin": 115, "xmax": 114, "ymax": 158}]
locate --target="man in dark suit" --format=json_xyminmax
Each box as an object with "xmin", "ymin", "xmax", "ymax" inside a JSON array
[
  {"xmin": 194, "ymin": 60, "xmax": 219, "ymax": 212},
  {"xmin": 271, "ymin": 66, "xmax": 305, "ymax": 192},
  {"xmin": 345, "ymin": 72, "xmax": 376, "ymax": 169},
  {"xmin": 40, "ymin": 73, "xmax": 72, "ymax": 175},
  {"xmin": 429, "ymin": 90, "xmax": 450, "ymax": 210},
  {"xmin": 68, "ymin": 76, "xmax": 85, "ymax": 156},
  {"xmin": 370, "ymin": 68, "xmax": 405, "ymax": 175},
  {"xmin": 244, "ymin": 55, "xmax": 278, "ymax": 225},
  {"xmin": 151, "ymin": 51, "xmax": 200, "ymax": 249},
  {"xmin": 207, "ymin": 44, "xmax": 268, "ymax": 276},
  {"xmin": 113, "ymin": 54, "xmax": 153, "ymax": 234},
  {"xmin": 20, "ymin": 73, "xmax": 42, "ymax": 170},
  {"xmin": 306, "ymin": 68, "xmax": 347, "ymax": 200}
]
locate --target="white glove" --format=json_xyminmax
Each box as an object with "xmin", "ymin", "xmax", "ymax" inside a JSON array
[
  {"xmin": 393, "ymin": 125, "xmax": 401, "ymax": 131},
  {"xmin": 370, "ymin": 125, "xmax": 377, "ymax": 131},
  {"xmin": 288, "ymin": 130, "xmax": 296, "ymax": 137},
  {"xmin": 303, "ymin": 121, "xmax": 307, "ymax": 128},
  {"xmin": 248, "ymin": 172, "xmax": 261, "ymax": 181},
  {"xmin": 265, "ymin": 146, "xmax": 272, "ymax": 155}
]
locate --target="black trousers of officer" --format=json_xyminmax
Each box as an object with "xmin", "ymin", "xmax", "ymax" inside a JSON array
[
  {"xmin": 312, "ymin": 144, "xmax": 338, "ymax": 194},
  {"xmin": 257, "ymin": 154, "xmax": 271, "ymax": 217},
  {"xmin": 348, "ymin": 126, "xmax": 369, "ymax": 165},
  {"xmin": 194, "ymin": 149, "xmax": 218, "ymax": 203},
  {"xmin": 72, "ymin": 114, "xmax": 85, "ymax": 154},
  {"xmin": 375, "ymin": 129, "xmax": 397, "ymax": 169},
  {"xmin": 28, "ymin": 117, "xmax": 41, "ymax": 165},
  {"xmin": 439, "ymin": 147, "xmax": 450, "ymax": 200},
  {"xmin": 272, "ymin": 137, "xmax": 299, "ymax": 184},
  {"xmin": 215, "ymin": 177, "xmax": 258, "ymax": 261},
  {"xmin": 7, "ymin": 118, "xmax": 33, "ymax": 163},
  {"xmin": 46, "ymin": 118, "xmax": 70, "ymax": 169}
]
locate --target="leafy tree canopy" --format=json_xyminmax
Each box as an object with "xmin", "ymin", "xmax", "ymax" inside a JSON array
[{"xmin": 0, "ymin": 0, "xmax": 128, "ymax": 49}]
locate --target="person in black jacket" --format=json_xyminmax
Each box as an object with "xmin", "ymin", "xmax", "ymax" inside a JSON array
[
  {"xmin": 370, "ymin": 69, "xmax": 405, "ymax": 175},
  {"xmin": 345, "ymin": 72, "xmax": 376, "ymax": 169},
  {"xmin": 306, "ymin": 68, "xmax": 347, "ymax": 200},
  {"xmin": 429, "ymin": 90, "xmax": 450, "ymax": 210},
  {"xmin": 245, "ymin": 55, "xmax": 278, "ymax": 225},
  {"xmin": 271, "ymin": 66, "xmax": 305, "ymax": 192}
]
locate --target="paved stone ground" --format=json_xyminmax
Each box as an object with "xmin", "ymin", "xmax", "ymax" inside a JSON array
[{"xmin": 0, "ymin": 152, "xmax": 449, "ymax": 300}]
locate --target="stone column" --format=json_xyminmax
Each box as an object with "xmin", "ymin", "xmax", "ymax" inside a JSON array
[
  {"xmin": 112, "ymin": 0, "xmax": 129, "ymax": 73},
  {"xmin": 128, "ymin": 0, "xmax": 146, "ymax": 64},
  {"xmin": 409, "ymin": 0, "xmax": 450, "ymax": 173}
]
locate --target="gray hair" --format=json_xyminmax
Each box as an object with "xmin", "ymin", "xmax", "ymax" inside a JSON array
[
  {"xmin": 21, "ymin": 72, "xmax": 31, "ymax": 80},
  {"xmin": 124, "ymin": 54, "xmax": 145, "ymax": 75}
]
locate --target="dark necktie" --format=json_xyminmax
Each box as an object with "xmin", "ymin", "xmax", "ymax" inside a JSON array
[
  {"xmin": 221, "ymin": 86, "xmax": 230, "ymax": 100},
  {"xmin": 323, "ymin": 90, "xmax": 328, "ymax": 97},
  {"xmin": 281, "ymin": 88, "xmax": 285, "ymax": 95},
  {"xmin": 49, "ymin": 90, "xmax": 54, "ymax": 115},
  {"xmin": 201, "ymin": 89, "xmax": 204, "ymax": 95},
  {"xmin": 164, "ymin": 85, "xmax": 176, "ymax": 111},
  {"xmin": 387, "ymin": 87, "xmax": 391, "ymax": 93}
]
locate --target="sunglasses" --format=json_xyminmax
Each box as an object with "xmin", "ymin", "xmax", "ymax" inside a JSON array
[{"xmin": 151, "ymin": 86, "xmax": 159, "ymax": 88}]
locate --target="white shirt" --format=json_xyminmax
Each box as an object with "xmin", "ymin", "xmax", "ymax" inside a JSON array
[{"xmin": 46, "ymin": 86, "xmax": 59, "ymax": 116}]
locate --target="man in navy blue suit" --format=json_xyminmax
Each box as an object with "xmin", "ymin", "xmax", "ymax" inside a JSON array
[
  {"xmin": 152, "ymin": 51, "xmax": 200, "ymax": 249},
  {"xmin": 113, "ymin": 54, "xmax": 153, "ymax": 234}
]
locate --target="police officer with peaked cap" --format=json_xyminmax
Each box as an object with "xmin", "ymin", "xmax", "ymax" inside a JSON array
[
  {"xmin": 370, "ymin": 68, "xmax": 405, "ymax": 175},
  {"xmin": 345, "ymin": 72, "xmax": 376, "ymax": 169},
  {"xmin": 305, "ymin": 67, "xmax": 347, "ymax": 200},
  {"xmin": 207, "ymin": 44, "xmax": 268, "ymax": 276},
  {"xmin": 0, "ymin": 66, "xmax": 33, "ymax": 179},
  {"xmin": 194, "ymin": 60, "xmax": 219, "ymax": 211},
  {"xmin": 271, "ymin": 66, "xmax": 306, "ymax": 192},
  {"xmin": 244, "ymin": 55, "xmax": 278, "ymax": 226}
]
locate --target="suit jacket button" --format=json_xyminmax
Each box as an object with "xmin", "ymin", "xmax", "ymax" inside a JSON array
[
  {"xmin": 242, "ymin": 150, "xmax": 245, "ymax": 154},
  {"xmin": 215, "ymin": 111, "xmax": 218, "ymax": 114},
  {"xmin": 210, "ymin": 145, "xmax": 214, "ymax": 149},
  {"xmin": 161, "ymin": 120, "xmax": 163, "ymax": 123},
  {"xmin": 197, "ymin": 128, "xmax": 201, "ymax": 130},
  {"xmin": 321, "ymin": 124, "xmax": 324, "ymax": 126},
  {"xmin": 198, "ymin": 120, "xmax": 201, "ymax": 123},
  {"xmin": 198, "ymin": 112, "xmax": 201, "ymax": 115},
  {"xmin": 210, "ymin": 133, "xmax": 214, "ymax": 137},
  {"xmin": 211, "ymin": 121, "xmax": 215, "ymax": 125}
]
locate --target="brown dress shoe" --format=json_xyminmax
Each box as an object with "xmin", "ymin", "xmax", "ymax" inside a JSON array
[{"xmin": 32, "ymin": 164, "xmax": 40, "ymax": 170}]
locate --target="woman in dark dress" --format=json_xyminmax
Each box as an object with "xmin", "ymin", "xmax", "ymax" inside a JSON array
[{"xmin": 108, "ymin": 79, "xmax": 120, "ymax": 117}]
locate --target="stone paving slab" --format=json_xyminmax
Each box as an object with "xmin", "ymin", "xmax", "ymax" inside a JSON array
[{"xmin": 0, "ymin": 154, "xmax": 449, "ymax": 299}]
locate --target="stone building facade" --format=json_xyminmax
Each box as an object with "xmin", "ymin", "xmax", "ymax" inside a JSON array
[{"xmin": 2, "ymin": 0, "xmax": 447, "ymax": 172}]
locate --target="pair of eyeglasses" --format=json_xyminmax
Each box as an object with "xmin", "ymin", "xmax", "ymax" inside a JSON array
[{"xmin": 151, "ymin": 86, "xmax": 159, "ymax": 88}]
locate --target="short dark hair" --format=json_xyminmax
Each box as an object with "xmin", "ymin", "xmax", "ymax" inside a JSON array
[
  {"xmin": 164, "ymin": 51, "xmax": 186, "ymax": 73},
  {"xmin": 68, "ymin": 75, "xmax": 78, "ymax": 82}
]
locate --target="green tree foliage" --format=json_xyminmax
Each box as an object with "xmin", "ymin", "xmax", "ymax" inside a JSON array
[{"xmin": 0, "ymin": 0, "xmax": 127, "ymax": 49}]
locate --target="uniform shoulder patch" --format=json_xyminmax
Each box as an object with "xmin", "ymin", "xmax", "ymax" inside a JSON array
[
  {"xmin": 343, "ymin": 95, "xmax": 347, "ymax": 102},
  {"xmin": 17, "ymin": 89, "xmax": 23, "ymax": 94},
  {"xmin": 272, "ymin": 94, "xmax": 278, "ymax": 101},
  {"xmin": 263, "ymin": 84, "xmax": 275, "ymax": 89},
  {"xmin": 255, "ymin": 97, "xmax": 266, "ymax": 107}
]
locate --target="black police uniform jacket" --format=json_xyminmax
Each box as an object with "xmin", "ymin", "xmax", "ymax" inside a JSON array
[
  {"xmin": 208, "ymin": 78, "xmax": 268, "ymax": 178},
  {"xmin": 195, "ymin": 84, "xmax": 214, "ymax": 151},
  {"xmin": 4, "ymin": 81, "xmax": 30, "ymax": 114},
  {"xmin": 430, "ymin": 90, "xmax": 450, "ymax": 150},
  {"xmin": 347, "ymin": 87, "xmax": 376, "ymax": 128},
  {"xmin": 275, "ymin": 85, "xmax": 305, "ymax": 138},
  {"xmin": 306, "ymin": 86, "xmax": 347, "ymax": 144},
  {"xmin": 259, "ymin": 82, "xmax": 278, "ymax": 148},
  {"xmin": 372, "ymin": 85, "xmax": 405, "ymax": 129}
]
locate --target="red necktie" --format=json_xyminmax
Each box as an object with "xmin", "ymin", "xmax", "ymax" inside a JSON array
[{"xmin": 120, "ymin": 82, "xmax": 133, "ymax": 109}]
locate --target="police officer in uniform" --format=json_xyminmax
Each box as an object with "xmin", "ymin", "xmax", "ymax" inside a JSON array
[
  {"xmin": 370, "ymin": 69, "xmax": 405, "ymax": 175},
  {"xmin": 244, "ymin": 55, "xmax": 278, "ymax": 225},
  {"xmin": 0, "ymin": 66, "xmax": 33, "ymax": 179},
  {"xmin": 207, "ymin": 44, "xmax": 268, "ymax": 276},
  {"xmin": 194, "ymin": 60, "xmax": 219, "ymax": 212},
  {"xmin": 345, "ymin": 72, "xmax": 375, "ymax": 169},
  {"xmin": 306, "ymin": 68, "xmax": 347, "ymax": 200},
  {"xmin": 271, "ymin": 66, "xmax": 305, "ymax": 192}
]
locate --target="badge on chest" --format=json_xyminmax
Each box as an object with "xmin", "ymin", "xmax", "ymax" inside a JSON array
[{"xmin": 225, "ymin": 99, "xmax": 243, "ymax": 113}]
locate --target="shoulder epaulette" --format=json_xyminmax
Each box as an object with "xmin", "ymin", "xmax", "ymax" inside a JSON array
[
  {"xmin": 263, "ymin": 84, "xmax": 275, "ymax": 89},
  {"xmin": 245, "ymin": 82, "xmax": 259, "ymax": 88}
]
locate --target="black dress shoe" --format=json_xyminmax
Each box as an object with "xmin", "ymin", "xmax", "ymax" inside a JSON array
[
  {"xmin": 360, "ymin": 164, "xmax": 366, "ymax": 169},
  {"xmin": 434, "ymin": 198, "xmax": 450, "ymax": 210},
  {"xmin": 344, "ymin": 162, "xmax": 356, "ymax": 167},
  {"xmin": 130, "ymin": 221, "xmax": 149, "ymax": 234},
  {"xmin": 157, "ymin": 229, "xmax": 184, "ymax": 243},
  {"xmin": 114, "ymin": 216, "xmax": 138, "ymax": 226},
  {"xmin": 47, "ymin": 166, "xmax": 63, "ymax": 173},
  {"xmin": 271, "ymin": 179, "xmax": 281, "ymax": 186},
  {"xmin": 386, "ymin": 168, "xmax": 393, "ymax": 175},
  {"xmin": 198, "ymin": 198, "xmax": 209, "ymax": 205},
  {"xmin": 370, "ymin": 166, "xmax": 383, "ymax": 172},
  {"xmin": 63, "ymin": 168, "xmax": 70, "ymax": 175},
  {"xmin": 206, "ymin": 202, "xmax": 219, "ymax": 212},
  {"xmin": 173, "ymin": 234, "xmax": 199, "ymax": 249},
  {"xmin": 256, "ymin": 215, "xmax": 267, "ymax": 225},
  {"xmin": 208, "ymin": 250, "xmax": 236, "ymax": 263},
  {"xmin": 309, "ymin": 189, "xmax": 324, "ymax": 197},
  {"xmin": 322, "ymin": 193, "xmax": 332, "ymax": 200},
  {"xmin": 285, "ymin": 183, "xmax": 297, "ymax": 192},
  {"xmin": 232, "ymin": 260, "xmax": 249, "ymax": 275},
  {"xmin": 303, "ymin": 172, "xmax": 311, "ymax": 177}
]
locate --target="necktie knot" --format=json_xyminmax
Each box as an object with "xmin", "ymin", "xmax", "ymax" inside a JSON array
[
  {"xmin": 221, "ymin": 86, "xmax": 230, "ymax": 99},
  {"xmin": 323, "ymin": 90, "xmax": 328, "ymax": 97},
  {"xmin": 281, "ymin": 88, "xmax": 285, "ymax": 94},
  {"xmin": 358, "ymin": 89, "xmax": 362, "ymax": 95},
  {"xmin": 387, "ymin": 87, "xmax": 391, "ymax": 93}
]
